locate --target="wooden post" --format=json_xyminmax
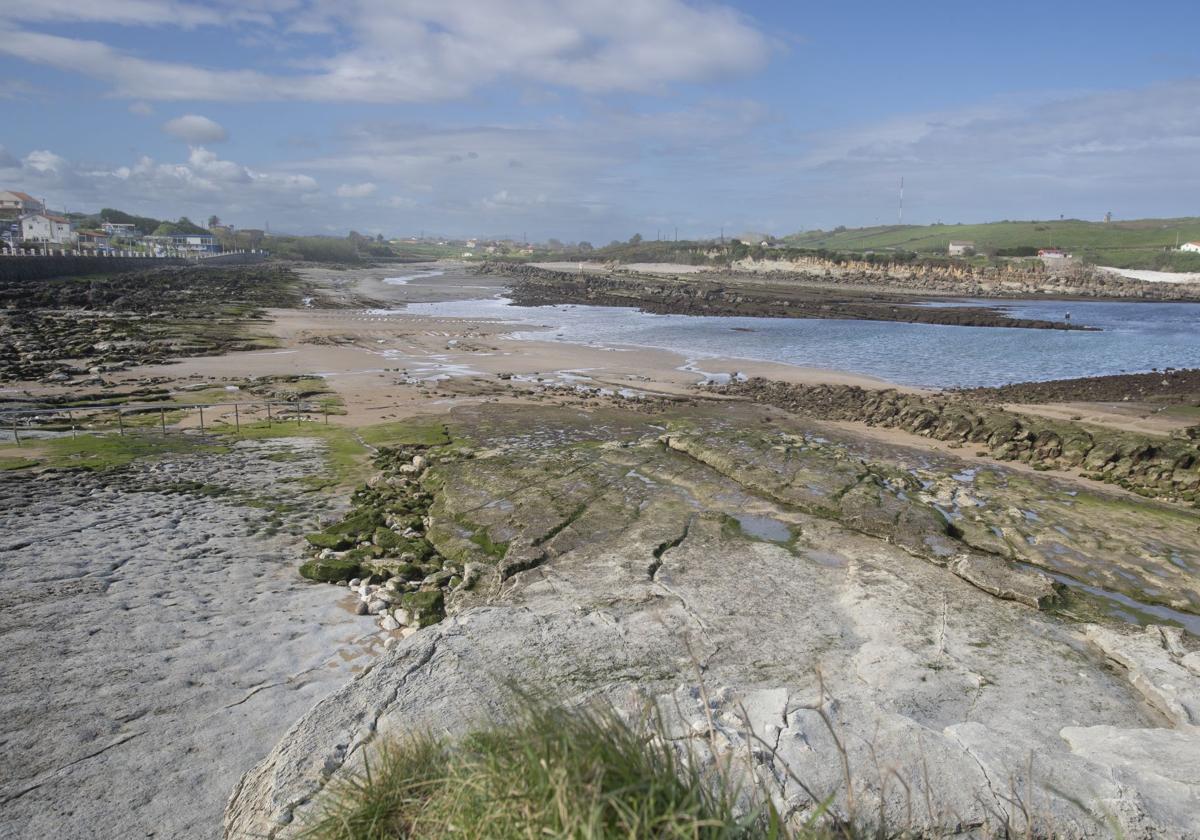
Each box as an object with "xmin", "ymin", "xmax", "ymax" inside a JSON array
[
  {"xmin": 323, "ymin": 405, "xmax": 328, "ymax": 424},
  {"xmin": 118, "ymin": 411, "xmax": 125, "ymax": 437},
  {"xmin": 295, "ymin": 399, "xmax": 301, "ymax": 427},
  {"xmin": 266, "ymin": 402, "xmax": 272, "ymax": 427},
  {"xmin": 12, "ymin": 416, "xmax": 19, "ymax": 447},
  {"xmin": 198, "ymin": 405, "xmax": 205, "ymax": 434},
  {"xmin": 68, "ymin": 410, "xmax": 76, "ymax": 439},
  {"xmin": 234, "ymin": 403, "xmax": 241, "ymax": 435},
  {"xmin": 161, "ymin": 407, "xmax": 167, "ymax": 436}
]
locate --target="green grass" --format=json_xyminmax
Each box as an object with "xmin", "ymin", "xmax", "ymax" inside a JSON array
[
  {"xmin": 218, "ymin": 417, "xmax": 452, "ymax": 491},
  {"xmin": 783, "ymin": 217, "xmax": 1200, "ymax": 267},
  {"xmin": 225, "ymin": 421, "xmax": 371, "ymax": 489},
  {"xmin": 358, "ymin": 418, "xmax": 451, "ymax": 448},
  {"xmin": 302, "ymin": 700, "xmax": 794, "ymax": 840},
  {"xmin": 37, "ymin": 433, "xmax": 218, "ymax": 472},
  {"xmin": 0, "ymin": 456, "xmax": 41, "ymax": 471}
]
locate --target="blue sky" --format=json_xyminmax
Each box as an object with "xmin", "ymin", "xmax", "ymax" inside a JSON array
[{"xmin": 2, "ymin": 0, "xmax": 1199, "ymax": 240}]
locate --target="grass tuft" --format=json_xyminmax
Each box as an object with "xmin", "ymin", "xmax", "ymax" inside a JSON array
[{"xmin": 302, "ymin": 700, "xmax": 791, "ymax": 840}]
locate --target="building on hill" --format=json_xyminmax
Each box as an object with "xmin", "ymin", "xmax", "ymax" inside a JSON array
[
  {"xmin": 76, "ymin": 230, "xmax": 112, "ymax": 251},
  {"xmin": 20, "ymin": 212, "xmax": 74, "ymax": 245},
  {"xmin": 0, "ymin": 190, "xmax": 44, "ymax": 219},
  {"xmin": 1038, "ymin": 248, "xmax": 1075, "ymax": 268},
  {"xmin": 947, "ymin": 240, "xmax": 975, "ymax": 256},
  {"xmin": 101, "ymin": 222, "xmax": 139, "ymax": 239},
  {"xmin": 1180, "ymin": 241, "xmax": 1200, "ymax": 254},
  {"xmin": 145, "ymin": 232, "xmax": 218, "ymax": 254}
]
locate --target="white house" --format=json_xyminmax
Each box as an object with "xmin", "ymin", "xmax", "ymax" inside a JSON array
[
  {"xmin": 947, "ymin": 240, "xmax": 975, "ymax": 256},
  {"xmin": 20, "ymin": 212, "xmax": 75, "ymax": 245},
  {"xmin": 1180, "ymin": 241, "xmax": 1200, "ymax": 254},
  {"xmin": 102, "ymin": 222, "xmax": 139, "ymax": 238}
]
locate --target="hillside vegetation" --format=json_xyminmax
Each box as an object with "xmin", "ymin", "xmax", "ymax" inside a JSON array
[{"xmin": 785, "ymin": 217, "xmax": 1200, "ymax": 270}]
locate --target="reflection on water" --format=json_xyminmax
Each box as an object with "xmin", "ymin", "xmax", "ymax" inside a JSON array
[{"xmin": 401, "ymin": 296, "xmax": 1200, "ymax": 389}]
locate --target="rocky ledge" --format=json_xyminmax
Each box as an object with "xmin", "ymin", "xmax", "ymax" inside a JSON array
[
  {"xmin": 711, "ymin": 378, "xmax": 1200, "ymax": 506},
  {"xmin": 481, "ymin": 263, "xmax": 1091, "ymax": 330},
  {"xmin": 227, "ymin": 402, "xmax": 1200, "ymax": 839}
]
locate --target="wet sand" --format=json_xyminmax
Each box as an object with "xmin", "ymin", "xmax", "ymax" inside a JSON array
[{"xmin": 103, "ymin": 264, "xmax": 903, "ymax": 427}]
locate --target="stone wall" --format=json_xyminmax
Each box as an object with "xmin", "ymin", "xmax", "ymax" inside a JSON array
[
  {"xmin": 0, "ymin": 255, "xmax": 183, "ymax": 282},
  {"xmin": 732, "ymin": 256, "xmax": 1200, "ymax": 300},
  {"xmin": 714, "ymin": 378, "xmax": 1200, "ymax": 504}
]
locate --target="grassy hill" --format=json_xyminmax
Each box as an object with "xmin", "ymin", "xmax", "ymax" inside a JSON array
[{"xmin": 785, "ymin": 217, "xmax": 1200, "ymax": 270}]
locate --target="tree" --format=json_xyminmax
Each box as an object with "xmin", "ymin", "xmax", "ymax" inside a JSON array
[
  {"xmin": 208, "ymin": 215, "xmax": 221, "ymax": 229},
  {"xmin": 629, "ymin": 233, "xmax": 643, "ymax": 245},
  {"xmin": 577, "ymin": 241, "xmax": 593, "ymax": 252}
]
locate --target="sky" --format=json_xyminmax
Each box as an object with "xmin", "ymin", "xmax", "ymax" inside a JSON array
[{"xmin": 2, "ymin": 0, "xmax": 1199, "ymax": 241}]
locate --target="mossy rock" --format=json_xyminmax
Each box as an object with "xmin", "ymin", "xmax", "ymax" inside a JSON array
[
  {"xmin": 369, "ymin": 561, "xmax": 424, "ymax": 581},
  {"xmin": 305, "ymin": 531, "xmax": 355, "ymax": 550},
  {"xmin": 299, "ymin": 557, "xmax": 362, "ymax": 583},
  {"xmin": 400, "ymin": 589, "xmax": 445, "ymax": 627},
  {"xmin": 373, "ymin": 527, "xmax": 406, "ymax": 551},
  {"xmin": 305, "ymin": 509, "xmax": 386, "ymax": 550}
]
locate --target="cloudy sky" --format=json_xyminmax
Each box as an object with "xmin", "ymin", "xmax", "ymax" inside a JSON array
[{"xmin": 1, "ymin": 0, "xmax": 1199, "ymax": 240}]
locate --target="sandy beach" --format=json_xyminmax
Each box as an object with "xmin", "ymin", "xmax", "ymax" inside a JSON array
[{"xmin": 98, "ymin": 263, "xmax": 902, "ymax": 427}]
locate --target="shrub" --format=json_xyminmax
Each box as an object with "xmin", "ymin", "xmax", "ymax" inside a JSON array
[{"xmin": 302, "ymin": 700, "xmax": 789, "ymax": 840}]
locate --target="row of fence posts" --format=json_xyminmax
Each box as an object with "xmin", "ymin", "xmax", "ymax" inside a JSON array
[
  {"xmin": 0, "ymin": 248, "xmax": 267, "ymax": 258},
  {"xmin": 8, "ymin": 400, "xmax": 328, "ymax": 447}
]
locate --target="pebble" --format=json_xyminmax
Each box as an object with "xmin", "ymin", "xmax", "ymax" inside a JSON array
[
  {"xmin": 380, "ymin": 615, "xmax": 400, "ymax": 631},
  {"xmin": 354, "ymin": 601, "xmax": 368, "ymax": 616}
]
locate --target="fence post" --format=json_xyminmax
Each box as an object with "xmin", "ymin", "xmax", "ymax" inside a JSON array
[
  {"xmin": 161, "ymin": 406, "xmax": 167, "ymax": 436},
  {"xmin": 68, "ymin": 409, "xmax": 76, "ymax": 439},
  {"xmin": 199, "ymin": 404, "xmax": 205, "ymax": 434},
  {"xmin": 295, "ymin": 399, "xmax": 301, "ymax": 427},
  {"xmin": 323, "ymin": 404, "xmax": 328, "ymax": 425},
  {"xmin": 234, "ymin": 403, "xmax": 240, "ymax": 435},
  {"xmin": 266, "ymin": 401, "xmax": 272, "ymax": 427},
  {"xmin": 11, "ymin": 416, "xmax": 19, "ymax": 447},
  {"xmin": 118, "ymin": 410, "xmax": 125, "ymax": 437}
]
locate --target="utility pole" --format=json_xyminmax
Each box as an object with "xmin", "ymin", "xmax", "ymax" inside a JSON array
[{"xmin": 674, "ymin": 226, "xmax": 678, "ymax": 242}]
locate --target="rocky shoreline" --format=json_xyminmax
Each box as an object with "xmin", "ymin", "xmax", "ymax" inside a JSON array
[
  {"xmin": 731, "ymin": 254, "xmax": 1200, "ymax": 300},
  {"xmin": 482, "ymin": 263, "xmax": 1092, "ymax": 330},
  {"xmin": 957, "ymin": 366, "xmax": 1200, "ymax": 405},
  {"xmin": 226, "ymin": 401, "xmax": 1200, "ymax": 839},
  {"xmin": 0, "ymin": 263, "xmax": 317, "ymax": 384},
  {"xmin": 706, "ymin": 377, "xmax": 1200, "ymax": 505}
]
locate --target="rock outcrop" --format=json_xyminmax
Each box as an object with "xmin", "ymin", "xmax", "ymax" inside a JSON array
[
  {"xmin": 713, "ymin": 378, "xmax": 1200, "ymax": 505},
  {"xmin": 482, "ymin": 263, "xmax": 1091, "ymax": 329},
  {"xmin": 226, "ymin": 404, "xmax": 1200, "ymax": 839}
]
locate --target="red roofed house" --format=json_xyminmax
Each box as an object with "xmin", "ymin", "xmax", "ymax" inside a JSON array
[{"xmin": 0, "ymin": 190, "xmax": 44, "ymax": 220}]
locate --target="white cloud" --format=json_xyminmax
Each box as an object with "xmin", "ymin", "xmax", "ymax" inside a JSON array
[
  {"xmin": 128, "ymin": 101, "xmax": 155, "ymax": 116},
  {"xmin": 335, "ymin": 181, "xmax": 377, "ymax": 198},
  {"xmin": 23, "ymin": 150, "xmax": 66, "ymax": 173},
  {"xmin": 163, "ymin": 114, "xmax": 229, "ymax": 144},
  {"xmin": 0, "ymin": 1, "xmax": 771, "ymax": 102},
  {"xmin": 3, "ymin": 144, "xmax": 320, "ymax": 228},
  {"xmin": 2, "ymin": 0, "xmax": 272, "ymax": 28}
]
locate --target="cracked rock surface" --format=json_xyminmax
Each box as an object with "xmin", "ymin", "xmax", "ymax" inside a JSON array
[
  {"xmin": 0, "ymin": 437, "xmax": 377, "ymax": 840},
  {"xmin": 226, "ymin": 405, "xmax": 1200, "ymax": 839}
]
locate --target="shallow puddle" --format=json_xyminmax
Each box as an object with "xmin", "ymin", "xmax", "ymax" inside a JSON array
[{"xmin": 732, "ymin": 513, "xmax": 793, "ymax": 543}]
